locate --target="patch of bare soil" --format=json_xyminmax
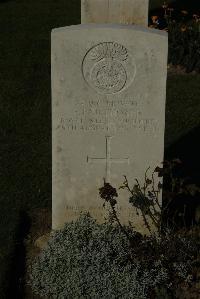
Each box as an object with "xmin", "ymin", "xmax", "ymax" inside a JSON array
[{"xmin": 24, "ymin": 208, "xmax": 51, "ymax": 299}]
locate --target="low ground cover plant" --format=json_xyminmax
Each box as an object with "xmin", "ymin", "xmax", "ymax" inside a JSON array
[
  {"xmin": 29, "ymin": 161, "xmax": 200, "ymax": 298},
  {"xmin": 28, "ymin": 214, "xmax": 199, "ymax": 299}
]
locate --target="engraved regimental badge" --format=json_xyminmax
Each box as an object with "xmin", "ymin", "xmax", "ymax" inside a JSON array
[{"xmin": 82, "ymin": 42, "xmax": 136, "ymax": 95}]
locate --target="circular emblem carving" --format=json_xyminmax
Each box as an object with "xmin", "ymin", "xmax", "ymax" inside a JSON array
[
  {"xmin": 82, "ymin": 42, "xmax": 136, "ymax": 95},
  {"xmin": 91, "ymin": 60, "xmax": 127, "ymax": 93}
]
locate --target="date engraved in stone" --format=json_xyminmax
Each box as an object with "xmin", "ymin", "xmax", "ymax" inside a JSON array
[{"xmin": 82, "ymin": 42, "xmax": 136, "ymax": 94}]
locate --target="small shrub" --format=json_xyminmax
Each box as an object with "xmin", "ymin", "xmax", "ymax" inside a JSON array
[
  {"xmin": 29, "ymin": 214, "xmax": 169, "ymax": 299},
  {"xmin": 28, "ymin": 214, "xmax": 199, "ymax": 299}
]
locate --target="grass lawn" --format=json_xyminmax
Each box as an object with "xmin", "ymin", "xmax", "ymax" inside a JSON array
[
  {"xmin": 166, "ymin": 74, "xmax": 200, "ymax": 147},
  {"xmin": 0, "ymin": 0, "xmax": 199, "ymax": 297}
]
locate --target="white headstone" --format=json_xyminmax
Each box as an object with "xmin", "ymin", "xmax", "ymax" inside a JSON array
[
  {"xmin": 81, "ymin": 0, "xmax": 149, "ymax": 26},
  {"xmin": 52, "ymin": 24, "xmax": 168, "ymax": 234}
]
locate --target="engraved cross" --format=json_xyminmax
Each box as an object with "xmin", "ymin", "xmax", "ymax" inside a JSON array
[{"xmin": 87, "ymin": 136, "xmax": 129, "ymax": 182}]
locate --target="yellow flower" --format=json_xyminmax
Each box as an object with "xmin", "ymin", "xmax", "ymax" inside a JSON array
[
  {"xmin": 151, "ymin": 15, "xmax": 158, "ymax": 23},
  {"xmin": 181, "ymin": 10, "xmax": 188, "ymax": 15},
  {"xmin": 181, "ymin": 26, "xmax": 187, "ymax": 32}
]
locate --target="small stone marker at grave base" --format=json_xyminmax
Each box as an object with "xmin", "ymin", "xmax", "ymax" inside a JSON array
[
  {"xmin": 81, "ymin": 0, "xmax": 149, "ymax": 26},
  {"xmin": 52, "ymin": 24, "xmax": 168, "ymax": 234}
]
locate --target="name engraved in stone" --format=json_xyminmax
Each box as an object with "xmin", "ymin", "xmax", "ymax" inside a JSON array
[
  {"xmin": 66, "ymin": 205, "xmax": 105, "ymax": 211},
  {"xmin": 66, "ymin": 205, "xmax": 106, "ymax": 217},
  {"xmin": 57, "ymin": 98, "xmax": 158, "ymax": 133},
  {"xmin": 65, "ymin": 205, "xmax": 123, "ymax": 212}
]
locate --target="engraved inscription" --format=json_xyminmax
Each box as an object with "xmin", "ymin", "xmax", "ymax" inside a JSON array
[
  {"xmin": 65, "ymin": 204, "xmax": 136, "ymax": 220},
  {"xmin": 82, "ymin": 42, "xmax": 136, "ymax": 94},
  {"xmin": 56, "ymin": 98, "xmax": 158, "ymax": 134}
]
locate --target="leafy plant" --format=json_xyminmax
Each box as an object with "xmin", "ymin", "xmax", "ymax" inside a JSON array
[
  {"xmin": 28, "ymin": 214, "xmax": 199, "ymax": 299},
  {"xmin": 121, "ymin": 168, "xmax": 163, "ymax": 234},
  {"xmin": 99, "ymin": 167, "xmax": 163, "ymax": 235},
  {"xmin": 99, "ymin": 159, "xmax": 200, "ymax": 235},
  {"xmin": 28, "ymin": 214, "xmax": 169, "ymax": 299},
  {"xmin": 99, "ymin": 180, "xmax": 133, "ymax": 243},
  {"xmin": 161, "ymin": 159, "xmax": 200, "ymax": 230},
  {"xmin": 149, "ymin": 2, "xmax": 200, "ymax": 72},
  {"xmin": 29, "ymin": 160, "xmax": 200, "ymax": 298}
]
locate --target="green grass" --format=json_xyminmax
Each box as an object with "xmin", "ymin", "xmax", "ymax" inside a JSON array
[
  {"xmin": 166, "ymin": 74, "xmax": 200, "ymax": 147},
  {"xmin": 0, "ymin": 0, "xmax": 199, "ymax": 297},
  {"xmin": 0, "ymin": 0, "xmax": 81, "ymax": 296}
]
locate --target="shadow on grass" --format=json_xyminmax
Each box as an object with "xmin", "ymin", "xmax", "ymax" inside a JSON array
[
  {"xmin": 164, "ymin": 126, "xmax": 200, "ymax": 229},
  {"xmin": 165, "ymin": 125, "xmax": 200, "ymax": 182},
  {"xmin": 8, "ymin": 211, "xmax": 31, "ymax": 299},
  {"xmin": 0, "ymin": 0, "xmax": 14, "ymax": 3}
]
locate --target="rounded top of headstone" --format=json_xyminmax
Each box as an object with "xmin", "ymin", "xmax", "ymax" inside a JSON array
[{"xmin": 52, "ymin": 24, "xmax": 168, "ymax": 38}]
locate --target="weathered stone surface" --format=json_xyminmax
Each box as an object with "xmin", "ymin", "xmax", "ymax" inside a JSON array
[
  {"xmin": 52, "ymin": 24, "xmax": 168, "ymax": 234},
  {"xmin": 81, "ymin": 0, "xmax": 149, "ymax": 26}
]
